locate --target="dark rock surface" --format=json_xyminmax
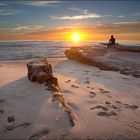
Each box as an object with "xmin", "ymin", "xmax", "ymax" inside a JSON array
[
  {"xmin": 27, "ymin": 58, "xmax": 76, "ymax": 127},
  {"xmin": 65, "ymin": 48, "xmax": 140, "ymax": 78},
  {"xmin": 27, "ymin": 58, "xmax": 60, "ymax": 92}
]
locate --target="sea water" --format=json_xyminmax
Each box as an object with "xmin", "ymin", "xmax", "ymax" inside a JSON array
[{"xmin": 0, "ymin": 40, "xmax": 140, "ymax": 60}]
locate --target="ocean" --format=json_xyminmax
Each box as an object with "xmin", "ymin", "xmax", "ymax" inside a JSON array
[{"xmin": 0, "ymin": 40, "xmax": 140, "ymax": 60}]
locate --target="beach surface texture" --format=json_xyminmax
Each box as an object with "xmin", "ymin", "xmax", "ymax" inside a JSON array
[{"xmin": 0, "ymin": 54, "xmax": 140, "ymax": 139}]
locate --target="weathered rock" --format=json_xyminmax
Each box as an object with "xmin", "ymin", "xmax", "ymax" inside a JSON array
[
  {"xmin": 26, "ymin": 58, "xmax": 77, "ymax": 127},
  {"xmin": 65, "ymin": 49, "xmax": 140, "ymax": 78},
  {"xmin": 65, "ymin": 49, "xmax": 120, "ymax": 71},
  {"xmin": 27, "ymin": 58, "xmax": 60, "ymax": 92}
]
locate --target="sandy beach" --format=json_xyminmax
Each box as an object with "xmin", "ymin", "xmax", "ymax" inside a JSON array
[
  {"xmin": 0, "ymin": 0, "xmax": 140, "ymax": 139},
  {"xmin": 0, "ymin": 58, "xmax": 140, "ymax": 140}
]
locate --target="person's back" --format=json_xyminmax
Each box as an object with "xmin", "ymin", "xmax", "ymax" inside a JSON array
[{"xmin": 109, "ymin": 35, "xmax": 115, "ymax": 45}]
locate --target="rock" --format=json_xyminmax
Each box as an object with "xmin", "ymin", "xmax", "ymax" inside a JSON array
[
  {"xmin": 27, "ymin": 58, "xmax": 60, "ymax": 92},
  {"xmin": 107, "ymin": 44, "xmax": 118, "ymax": 50},
  {"xmin": 65, "ymin": 49, "xmax": 120, "ymax": 72},
  {"xmin": 65, "ymin": 48, "xmax": 140, "ymax": 78},
  {"xmin": 65, "ymin": 49, "xmax": 94, "ymax": 65}
]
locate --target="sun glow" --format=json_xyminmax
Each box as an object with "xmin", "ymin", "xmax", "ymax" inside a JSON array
[{"xmin": 72, "ymin": 34, "xmax": 81, "ymax": 42}]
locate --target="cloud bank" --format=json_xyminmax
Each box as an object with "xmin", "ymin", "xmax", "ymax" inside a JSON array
[
  {"xmin": 19, "ymin": 1, "xmax": 60, "ymax": 7},
  {"xmin": 0, "ymin": 10, "xmax": 22, "ymax": 16},
  {"xmin": 0, "ymin": 20, "xmax": 140, "ymax": 40},
  {"xmin": 51, "ymin": 6, "xmax": 101, "ymax": 20}
]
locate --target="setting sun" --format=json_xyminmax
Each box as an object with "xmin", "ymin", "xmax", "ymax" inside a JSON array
[{"xmin": 72, "ymin": 34, "xmax": 81, "ymax": 42}]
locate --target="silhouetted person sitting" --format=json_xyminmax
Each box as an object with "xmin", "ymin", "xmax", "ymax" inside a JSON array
[{"xmin": 109, "ymin": 35, "xmax": 116, "ymax": 45}]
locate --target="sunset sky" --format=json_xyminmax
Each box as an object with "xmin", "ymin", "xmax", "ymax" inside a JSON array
[{"xmin": 0, "ymin": 1, "xmax": 140, "ymax": 41}]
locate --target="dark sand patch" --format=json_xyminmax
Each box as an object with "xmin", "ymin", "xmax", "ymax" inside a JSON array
[
  {"xmin": 0, "ymin": 99, "xmax": 5, "ymax": 103},
  {"xmin": 5, "ymin": 122, "xmax": 31, "ymax": 131},
  {"xmin": 90, "ymin": 105, "xmax": 109, "ymax": 111},
  {"xmin": 98, "ymin": 88, "xmax": 110, "ymax": 93},
  {"xmin": 86, "ymin": 86, "xmax": 94, "ymax": 89},
  {"xmin": 85, "ymin": 77, "xmax": 89, "ymax": 80},
  {"xmin": 84, "ymin": 70, "xmax": 90, "ymax": 72},
  {"xmin": 0, "ymin": 109, "xmax": 4, "ymax": 114},
  {"xmin": 115, "ymin": 101, "xmax": 139, "ymax": 110},
  {"xmin": 28, "ymin": 128, "xmax": 49, "ymax": 140},
  {"xmin": 122, "ymin": 77, "xmax": 130, "ymax": 80},
  {"xmin": 84, "ymin": 81, "xmax": 90, "ymax": 84},
  {"xmin": 98, "ymin": 88, "xmax": 112, "ymax": 98},
  {"xmin": 90, "ymin": 101, "xmax": 123, "ymax": 118},
  {"xmin": 111, "ymin": 105, "xmax": 119, "ymax": 110},
  {"xmin": 97, "ymin": 111, "xmax": 117, "ymax": 117},
  {"xmin": 63, "ymin": 89, "xmax": 73, "ymax": 94},
  {"xmin": 89, "ymin": 91, "xmax": 96, "ymax": 98},
  {"xmin": 71, "ymin": 85, "xmax": 78, "ymax": 88},
  {"xmin": 67, "ymin": 80, "xmax": 71, "ymax": 82},
  {"xmin": 67, "ymin": 102, "xmax": 79, "ymax": 110},
  {"xmin": 7, "ymin": 116, "xmax": 15, "ymax": 123},
  {"xmin": 105, "ymin": 101, "xmax": 111, "ymax": 105},
  {"xmin": 105, "ymin": 102, "xmax": 119, "ymax": 110},
  {"xmin": 66, "ymin": 80, "xmax": 71, "ymax": 83}
]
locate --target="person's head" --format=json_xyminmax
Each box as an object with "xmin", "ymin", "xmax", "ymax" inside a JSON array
[{"xmin": 111, "ymin": 35, "xmax": 114, "ymax": 38}]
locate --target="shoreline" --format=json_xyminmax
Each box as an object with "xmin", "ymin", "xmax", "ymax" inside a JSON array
[
  {"xmin": 0, "ymin": 57, "xmax": 67, "ymax": 66},
  {"xmin": 0, "ymin": 57, "xmax": 67, "ymax": 62},
  {"xmin": 1, "ymin": 41, "xmax": 140, "ymax": 62}
]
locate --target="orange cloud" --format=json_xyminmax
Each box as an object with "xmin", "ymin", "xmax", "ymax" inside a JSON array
[{"xmin": 0, "ymin": 21, "xmax": 140, "ymax": 41}]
